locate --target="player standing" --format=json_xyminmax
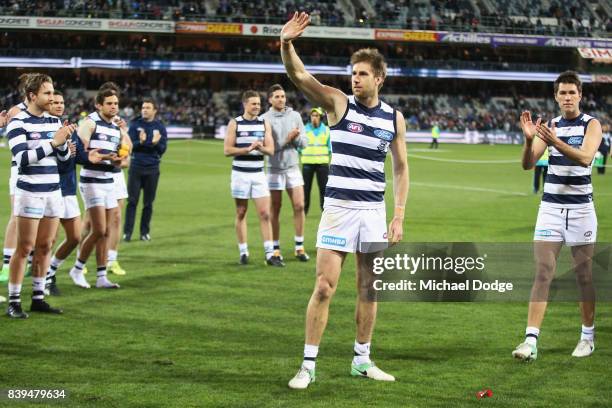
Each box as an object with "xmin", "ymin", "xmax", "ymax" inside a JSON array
[
  {"xmin": 280, "ymin": 13, "xmax": 409, "ymax": 389},
  {"xmin": 6, "ymin": 74, "xmax": 75, "ymax": 318},
  {"xmin": 513, "ymin": 71, "xmax": 602, "ymax": 361},
  {"xmin": 224, "ymin": 90, "xmax": 282, "ymax": 266},
  {"xmin": 68, "ymin": 87, "xmax": 129, "ymax": 289}
]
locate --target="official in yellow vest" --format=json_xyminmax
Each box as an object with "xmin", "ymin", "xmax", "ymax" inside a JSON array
[
  {"xmin": 430, "ymin": 123, "xmax": 440, "ymax": 149},
  {"xmin": 300, "ymin": 107, "xmax": 331, "ymax": 214}
]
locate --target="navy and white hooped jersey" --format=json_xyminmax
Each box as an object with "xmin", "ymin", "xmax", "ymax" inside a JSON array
[
  {"xmin": 232, "ymin": 115, "xmax": 265, "ymax": 173},
  {"xmin": 7, "ymin": 110, "xmax": 70, "ymax": 194},
  {"xmin": 9, "ymin": 102, "xmax": 27, "ymax": 169},
  {"xmin": 79, "ymin": 112, "xmax": 121, "ymax": 184},
  {"xmin": 326, "ymin": 95, "xmax": 397, "ymax": 209},
  {"xmin": 542, "ymin": 113, "xmax": 596, "ymax": 209}
]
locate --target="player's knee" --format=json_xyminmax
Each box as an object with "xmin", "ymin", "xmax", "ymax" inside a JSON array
[
  {"xmin": 293, "ymin": 202, "xmax": 305, "ymax": 214},
  {"xmin": 65, "ymin": 236, "xmax": 80, "ymax": 249},
  {"xmin": 236, "ymin": 207, "xmax": 248, "ymax": 220},
  {"xmin": 15, "ymin": 243, "xmax": 34, "ymax": 258},
  {"xmin": 258, "ymin": 209, "xmax": 270, "ymax": 222},
  {"xmin": 34, "ymin": 240, "xmax": 53, "ymax": 256},
  {"xmin": 314, "ymin": 278, "xmax": 336, "ymax": 302}
]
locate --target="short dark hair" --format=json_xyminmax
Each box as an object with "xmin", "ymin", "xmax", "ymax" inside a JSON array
[
  {"xmin": 53, "ymin": 90, "xmax": 63, "ymax": 97},
  {"xmin": 99, "ymin": 81, "xmax": 121, "ymax": 94},
  {"xmin": 242, "ymin": 90, "xmax": 260, "ymax": 103},
  {"xmin": 96, "ymin": 88, "xmax": 118, "ymax": 105},
  {"xmin": 142, "ymin": 97, "xmax": 157, "ymax": 109},
  {"xmin": 350, "ymin": 48, "xmax": 387, "ymax": 90},
  {"xmin": 554, "ymin": 70, "xmax": 582, "ymax": 94},
  {"xmin": 267, "ymin": 84, "xmax": 284, "ymax": 99},
  {"xmin": 24, "ymin": 73, "xmax": 53, "ymax": 102}
]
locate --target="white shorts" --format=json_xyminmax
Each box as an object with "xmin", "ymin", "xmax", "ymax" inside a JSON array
[
  {"xmin": 61, "ymin": 195, "xmax": 81, "ymax": 220},
  {"xmin": 80, "ymin": 182, "xmax": 118, "ymax": 210},
  {"xmin": 13, "ymin": 190, "xmax": 64, "ymax": 219},
  {"xmin": 533, "ymin": 204, "xmax": 597, "ymax": 246},
  {"xmin": 9, "ymin": 165, "xmax": 17, "ymax": 196},
  {"xmin": 113, "ymin": 171, "xmax": 128, "ymax": 200},
  {"xmin": 231, "ymin": 170, "xmax": 270, "ymax": 199},
  {"xmin": 267, "ymin": 167, "xmax": 304, "ymax": 190},
  {"xmin": 316, "ymin": 206, "xmax": 387, "ymax": 253}
]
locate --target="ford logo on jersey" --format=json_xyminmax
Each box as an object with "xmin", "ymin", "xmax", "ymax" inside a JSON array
[
  {"xmin": 347, "ymin": 122, "xmax": 364, "ymax": 133},
  {"xmin": 254, "ymin": 131, "xmax": 264, "ymax": 137},
  {"xmin": 111, "ymin": 136, "xmax": 120, "ymax": 144},
  {"xmin": 46, "ymin": 132, "xmax": 55, "ymax": 139},
  {"xmin": 567, "ymin": 136, "xmax": 583, "ymax": 145},
  {"xmin": 374, "ymin": 129, "xmax": 393, "ymax": 141}
]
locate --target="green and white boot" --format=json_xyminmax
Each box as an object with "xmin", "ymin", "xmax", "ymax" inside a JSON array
[
  {"xmin": 512, "ymin": 342, "xmax": 538, "ymax": 361},
  {"xmin": 288, "ymin": 366, "xmax": 315, "ymax": 389},
  {"xmin": 351, "ymin": 361, "xmax": 395, "ymax": 381}
]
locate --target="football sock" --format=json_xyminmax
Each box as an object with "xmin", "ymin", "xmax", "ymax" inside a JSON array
[
  {"xmin": 353, "ymin": 341, "xmax": 371, "ymax": 365},
  {"xmin": 303, "ymin": 344, "xmax": 318, "ymax": 370},
  {"xmin": 581, "ymin": 325, "xmax": 594, "ymax": 342},
  {"xmin": 525, "ymin": 326, "xmax": 539, "ymax": 346}
]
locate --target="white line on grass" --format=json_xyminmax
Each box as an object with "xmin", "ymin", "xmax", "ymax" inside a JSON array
[
  {"xmin": 407, "ymin": 153, "xmax": 519, "ymax": 164},
  {"xmin": 411, "ymin": 181, "xmax": 529, "ymax": 196}
]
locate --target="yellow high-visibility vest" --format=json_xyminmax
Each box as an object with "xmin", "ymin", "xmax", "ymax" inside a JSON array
[{"xmin": 301, "ymin": 123, "xmax": 331, "ymax": 164}]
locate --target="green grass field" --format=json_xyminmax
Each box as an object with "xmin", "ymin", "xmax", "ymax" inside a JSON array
[{"xmin": 1, "ymin": 140, "xmax": 611, "ymax": 407}]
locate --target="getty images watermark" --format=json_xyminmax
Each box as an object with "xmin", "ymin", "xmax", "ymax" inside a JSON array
[{"xmin": 357, "ymin": 243, "xmax": 612, "ymax": 302}]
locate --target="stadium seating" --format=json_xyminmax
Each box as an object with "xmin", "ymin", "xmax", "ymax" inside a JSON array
[{"xmin": 0, "ymin": 0, "xmax": 609, "ymax": 36}]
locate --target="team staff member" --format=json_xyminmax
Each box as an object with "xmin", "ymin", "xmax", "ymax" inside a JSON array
[
  {"xmin": 263, "ymin": 84, "xmax": 309, "ymax": 262},
  {"xmin": 300, "ymin": 107, "xmax": 330, "ymax": 215},
  {"xmin": 123, "ymin": 98, "xmax": 167, "ymax": 242}
]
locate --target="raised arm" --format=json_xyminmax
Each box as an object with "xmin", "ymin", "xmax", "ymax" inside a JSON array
[
  {"xmin": 520, "ymin": 111, "xmax": 547, "ymax": 170},
  {"xmin": 280, "ymin": 12, "xmax": 347, "ymax": 126},
  {"xmin": 388, "ymin": 111, "xmax": 409, "ymax": 244},
  {"xmin": 536, "ymin": 118, "xmax": 602, "ymax": 168}
]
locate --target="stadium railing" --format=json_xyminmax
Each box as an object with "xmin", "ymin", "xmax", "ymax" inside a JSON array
[{"xmin": 0, "ymin": 48, "xmax": 568, "ymax": 73}]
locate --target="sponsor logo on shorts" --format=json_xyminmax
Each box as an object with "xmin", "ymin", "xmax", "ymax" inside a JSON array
[
  {"xmin": 373, "ymin": 129, "xmax": 394, "ymax": 141},
  {"xmin": 567, "ymin": 136, "xmax": 583, "ymax": 145},
  {"xmin": 584, "ymin": 231, "xmax": 592, "ymax": 237},
  {"xmin": 347, "ymin": 122, "xmax": 364, "ymax": 133},
  {"xmin": 90, "ymin": 197, "xmax": 105, "ymax": 205},
  {"xmin": 383, "ymin": 232, "xmax": 388, "ymax": 239},
  {"xmin": 534, "ymin": 229, "xmax": 552, "ymax": 237},
  {"xmin": 321, "ymin": 235, "xmax": 347, "ymax": 247},
  {"xmin": 30, "ymin": 132, "xmax": 41, "ymax": 140},
  {"xmin": 24, "ymin": 206, "xmax": 43, "ymax": 215}
]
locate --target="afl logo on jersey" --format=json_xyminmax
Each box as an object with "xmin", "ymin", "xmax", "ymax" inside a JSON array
[
  {"xmin": 240, "ymin": 132, "xmax": 249, "ymax": 137},
  {"xmin": 30, "ymin": 132, "xmax": 41, "ymax": 140},
  {"xmin": 347, "ymin": 122, "xmax": 363, "ymax": 133},
  {"xmin": 99, "ymin": 134, "xmax": 108, "ymax": 141},
  {"xmin": 374, "ymin": 129, "xmax": 393, "ymax": 141}
]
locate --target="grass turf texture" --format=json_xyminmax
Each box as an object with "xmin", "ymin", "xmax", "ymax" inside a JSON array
[{"xmin": 1, "ymin": 140, "xmax": 610, "ymax": 408}]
